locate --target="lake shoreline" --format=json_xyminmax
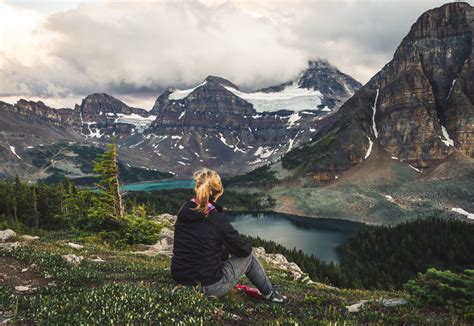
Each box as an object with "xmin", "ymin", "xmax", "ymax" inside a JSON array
[
  {"xmin": 228, "ymin": 211, "xmax": 364, "ymax": 262},
  {"xmin": 226, "ymin": 208, "xmax": 373, "ymax": 227}
]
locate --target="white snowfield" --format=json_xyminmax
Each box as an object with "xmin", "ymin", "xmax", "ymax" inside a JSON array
[
  {"xmin": 224, "ymin": 83, "xmax": 326, "ymax": 112},
  {"xmin": 168, "ymin": 81, "xmax": 207, "ymax": 100},
  {"xmin": 114, "ymin": 113, "xmax": 156, "ymax": 133},
  {"xmin": 451, "ymin": 207, "xmax": 474, "ymax": 220}
]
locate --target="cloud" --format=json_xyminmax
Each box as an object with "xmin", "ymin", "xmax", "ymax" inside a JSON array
[{"xmin": 0, "ymin": 0, "xmax": 453, "ymax": 108}]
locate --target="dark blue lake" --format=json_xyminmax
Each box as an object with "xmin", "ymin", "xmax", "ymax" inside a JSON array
[{"xmin": 229, "ymin": 212, "xmax": 363, "ymax": 263}]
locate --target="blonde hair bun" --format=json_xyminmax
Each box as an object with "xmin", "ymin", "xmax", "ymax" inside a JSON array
[{"xmin": 192, "ymin": 168, "xmax": 224, "ymax": 215}]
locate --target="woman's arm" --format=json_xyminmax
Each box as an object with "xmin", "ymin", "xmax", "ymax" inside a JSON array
[{"xmin": 217, "ymin": 215, "xmax": 252, "ymax": 257}]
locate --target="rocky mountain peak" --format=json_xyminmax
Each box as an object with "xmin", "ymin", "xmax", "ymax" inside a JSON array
[
  {"xmin": 78, "ymin": 93, "xmax": 149, "ymax": 118},
  {"xmin": 203, "ymin": 75, "xmax": 239, "ymax": 90},
  {"xmin": 297, "ymin": 59, "xmax": 362, "ymax": 99},
  {"xmin": 406, "ymin": 2, "xmax": 472, "ymax": 40},
  {"xmin": 282, "ymin": 2, "xmax": 474, "ymax": 181}
]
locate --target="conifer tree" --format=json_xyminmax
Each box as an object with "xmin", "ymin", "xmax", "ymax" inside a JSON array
[{"xmin": 89, "ymin": 142, "xmax": 124, "ymax": 224}]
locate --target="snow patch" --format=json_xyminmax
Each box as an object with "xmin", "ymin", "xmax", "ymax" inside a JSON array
[
  {"xmin": 249, "ymin": 158, "xmax": 263, "ymax": 165},
  {"xmin": 218, "ymin": 133, "xmax": 246, "ymax": 153},
  {"xmin": 219, "ymin": 133, "xmax": 233, "ymax": 148},
  {"xmin": 371, "ymin": 88, "xmax": 380, "ymax": 138},
  {"xmin": 85, "ymin": 123, "xmax": 104, "ymax": 138},
  {"xmin": 254, "ymin": 146, "xmax": 274, "ymax": 159},
  {"xmin": 409, "ymin": 164, "xmax": 421, "ymax": 173},
  {"xmin": 177, "ymin": 161, "xmax": 190, "ymax": 166},
  {"xmin": 364, "ymin": 136, "xmax": 373, "ymax": 159},
  {"xmin": 178, "ymin": 111, "xmax": 186, "ymax": 119},
  {"xmin": 451, "ymin": 207, "xmax": 474, "ymax": 220},
  {"xmin": 447, "ymin": 79, "xmax": 456, "ymax": 99},
  {"xmin": 169, "ymin": 81, "xmax": 207, "ymax": 100},
  {"xmin": 286, "ymin": 138, "xmax": 295, "ymax": 153},
  {"xmin": 286, "ymin": 112, "xmax": 301, "ymax": 129},
  {"xmin": 9, "ymin": 146, "xmax": 21, "ymax": 160},
  {"xmin": 439, "ymin": 125, "xmax": 454, "ymax": 147}
]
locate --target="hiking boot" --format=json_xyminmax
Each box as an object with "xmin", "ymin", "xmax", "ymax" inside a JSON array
[{"xmin": 263, "ymin": 290, "xmax": 290, "ymax": 304}]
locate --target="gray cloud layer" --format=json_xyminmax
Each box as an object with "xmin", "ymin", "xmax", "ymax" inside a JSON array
[{"xmin": 0, "ymin": 0, "xmax": 456, "ymax": 108}]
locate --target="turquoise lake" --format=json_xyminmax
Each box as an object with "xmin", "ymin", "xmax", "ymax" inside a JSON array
[{"xmin": 121, "ymin": 179, "xmax": 194, "ymax": 191}]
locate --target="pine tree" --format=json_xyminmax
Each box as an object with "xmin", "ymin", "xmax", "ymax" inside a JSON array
[{"xmin": 89, "ymin": 142, "xmax": 124, "ymax": 225}]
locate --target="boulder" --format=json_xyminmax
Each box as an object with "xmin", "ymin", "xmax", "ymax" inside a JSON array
[
  {"xmin": 0, "ymin": 229, "xmax": 16, "ymax": 242},
  {"xmin": 62, "ymin": 254, "xmax": 84, "ymax": 265},
  {"xmin": 133, "ymin": 227, "xmax": 174, "ymax": 257},
  {"xmin": 14, "ymin": 285, "xmax": 31, "ymax": 292},
  {"xmin": 20, "ymin": 235, "xmax": 40, "ymax": 241},
  {"xmin": 154, "ymin": 214, "xmax": 177, "ymax": 226},
  {"xmin": 88, "ymin": 255, "xmax": 105, "ymax": 262},
  {"xmin": 346, "ymin": 298, "xmax": 409, "ymax": 313},
  {"xmin": 67, "ymin": 242, "xmax": 84, "ymax": 250},
  {"xmin": 253, "ymin": 247, "xmax": 312, "ymax": 284}
]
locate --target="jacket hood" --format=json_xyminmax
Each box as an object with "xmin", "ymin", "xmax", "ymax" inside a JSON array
[{"xmin": 177, "ymin": 199, "xmax": 223, "ymax": 223}]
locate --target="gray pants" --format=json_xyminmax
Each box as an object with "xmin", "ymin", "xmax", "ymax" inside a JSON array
[{"xmin": 202, "ymin": 253, "xmax": 273, "ymax": 298}]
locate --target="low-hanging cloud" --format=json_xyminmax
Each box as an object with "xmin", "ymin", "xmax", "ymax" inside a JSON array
[{"xmin": 0, "ymin": 0, "xmax": 454, "ymax": 109}]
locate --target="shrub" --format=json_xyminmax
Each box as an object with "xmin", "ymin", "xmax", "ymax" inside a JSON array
[
  {"xmin": 405, "ymin": 268, "xmax": 474, "ymax": 318},
  {"xmin": 118, "ymin": 206, "xmax": 162, "ymax": 245}
]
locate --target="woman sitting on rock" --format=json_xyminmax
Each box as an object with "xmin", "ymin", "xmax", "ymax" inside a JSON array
[{"xmin": 171, "ymin": 168, "xmax": 289, "ymax": 304}]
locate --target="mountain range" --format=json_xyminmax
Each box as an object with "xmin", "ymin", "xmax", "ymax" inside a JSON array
[{"xmin": 0, "ymin": 60, "xmax": 360, "ymax": 180}]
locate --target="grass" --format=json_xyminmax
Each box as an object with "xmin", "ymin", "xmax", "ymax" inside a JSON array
[{"xmin": 0, "ymin": 234, "xmax": 471, "ymax": 324}]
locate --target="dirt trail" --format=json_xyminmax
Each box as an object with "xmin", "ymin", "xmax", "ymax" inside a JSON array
[{"xmin": 0, "ymin": 256, "xmax": 51, "ymax": 291}]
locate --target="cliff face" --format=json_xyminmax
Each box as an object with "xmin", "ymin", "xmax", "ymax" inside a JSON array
[{"xmin": 283, "ymin": 2, "xmax": 474, "ymax": 179}]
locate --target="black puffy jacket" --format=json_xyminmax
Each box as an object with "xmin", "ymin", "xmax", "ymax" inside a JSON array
[{"xmin": 171, "ymin": 199, "xmax": 252, "ymax": 286}]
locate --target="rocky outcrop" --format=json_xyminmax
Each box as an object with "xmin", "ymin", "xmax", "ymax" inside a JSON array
[
  {"xmin": 62, "ymin": 254, "xmax": 84, "ymax": 265},
  {"xmin": 346, "ymin": 298, "xmax": 408, "ymax": 313},
  {"xmin": 283, "ymin": 2, "xmax": 474, "ymax": 179},
  {"xmin": 0, "ymin": 229, "xmax": 16, "ymax": 242}
]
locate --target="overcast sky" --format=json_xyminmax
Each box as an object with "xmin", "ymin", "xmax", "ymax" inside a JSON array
[{"xmin": 0, "ymin": 0, "xmax": 462, "ymax": 109}]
